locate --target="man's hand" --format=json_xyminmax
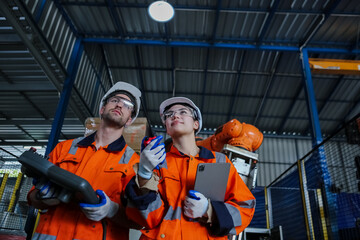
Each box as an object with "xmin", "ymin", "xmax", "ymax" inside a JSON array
[
  {"xmin": 138, "ymin": 136, "xmax": 166, "ymax": 179},
  {"xmin": 184, "ymin": 190, "xmax": 209, "ymax": 219},
  {"xmin": 80, "ymin": 190, "xmax": 119, "ymax": 222}
]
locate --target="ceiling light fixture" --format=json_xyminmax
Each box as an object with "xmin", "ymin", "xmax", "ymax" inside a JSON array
[{"xmin": 148, "ymin": 1, "xmax": 174, "ymax": 22}]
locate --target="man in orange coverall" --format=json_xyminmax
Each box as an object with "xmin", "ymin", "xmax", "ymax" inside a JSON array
[
  {"xmin": 27, "ymin": 81, "xmax": 141, "ymax": 240},
  {"xmin": 125, "ymin": 97, "xmax": 256, "ymax": 239}
]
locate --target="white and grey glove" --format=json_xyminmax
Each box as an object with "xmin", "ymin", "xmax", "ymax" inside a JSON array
[
  {"xmin": 184, "ymin": 190, "xmax": 209, "ymax": 219},
  {"xmin": 34, "ymin": 179, "xmax": 61, "ymax": 206},
  {"xmin": 79, "ymin": 190, "xmax": 119, "ymax": 222},
  {"xmin": 138, "ymin": 136, "xmax": 166, "ymax": 179}
]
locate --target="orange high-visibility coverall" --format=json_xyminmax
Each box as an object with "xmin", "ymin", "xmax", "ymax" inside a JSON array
[
  {"xmin": 125, "ymin": 146, "xmax": 256, "ymax": 240},
  {"xmin": 27, "ymin": 132, "xmax": 139, "ymax": 240}
]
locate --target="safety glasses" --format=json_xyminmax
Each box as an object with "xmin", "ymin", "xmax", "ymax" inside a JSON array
[
  {"xmin": 163, "ymin": 107, "xmax": 194, "ymax": 121},
  {"xmin": 107, "ymin": 96, "xmax": 134, "ymax": 110}
]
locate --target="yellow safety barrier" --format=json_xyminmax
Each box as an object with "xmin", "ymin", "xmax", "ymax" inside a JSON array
[
  {"xmin": 264, "ymin": 187, "xmax": 270, "ymax": 229},
  {"xmin": 7, "ymin": 172, "xmax": 23, "ymax": 212},
  {"xmin": 297, "ymin": 160, "xmax": 315, "ymax": 240},
  {"xmin": 0, "ymin": 173, "xmax": 9, "ymax": 202},
  {"xmin": 316, "ymin": 189, "xmax": 328, "ymax": 240},
  {"xmin": 32, "ymin": 209, "xmax": 41, "ymax": 237}
]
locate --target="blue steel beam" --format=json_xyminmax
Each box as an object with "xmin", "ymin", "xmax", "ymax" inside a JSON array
[
  {"xmin": 46, "ymin": 38, "xmax": 84, "ymax": 156},
  {"xmin": 300, "ymin": 48, "xmax": 339, "ymax": 240},
  {"xmin": 81, "ymin": 31, "xmax": 352, "ymax": 47},
  {"xmin": 300, "ymin": 49, "xmax": 322, "ymax": 144},
  {"xmin": 60, "ymin": 1, "xmax": 360, "ymax": 16},
  {"xmin": 82, "ymin": 38, "xmax": 360, "ymax": 54}
]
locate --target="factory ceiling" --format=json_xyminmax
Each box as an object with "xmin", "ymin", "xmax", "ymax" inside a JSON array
[{"xmin": 0, "ymin": 0, "xmax": 359, "ymax": 157}]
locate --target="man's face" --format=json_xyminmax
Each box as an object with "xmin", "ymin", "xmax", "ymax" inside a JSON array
[
  {"xmin": 164, "ymin": 104, "xmax": 199, "ymax": 137},
  {"xmin": 100, "ymin": 93, "xmax": 133, "ymax": 128}
]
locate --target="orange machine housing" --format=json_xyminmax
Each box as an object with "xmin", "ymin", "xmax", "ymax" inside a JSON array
[{"xmin": 196, "ymin": 119, "xmax": 263, "ymax": 152}]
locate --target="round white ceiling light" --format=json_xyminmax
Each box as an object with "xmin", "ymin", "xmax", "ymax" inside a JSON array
[{"xmin": 148, "ymin": 1, "xmax": 175, "ymax": 22}]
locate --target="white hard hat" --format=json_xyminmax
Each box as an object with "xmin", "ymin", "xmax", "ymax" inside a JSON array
[
  {"xmin": 99, "ymin": 81, "xmax": 141, "ymax": 123},
  {"xmin": 159, "ymin": 97, "xmax": 202, "ymax": 135}
]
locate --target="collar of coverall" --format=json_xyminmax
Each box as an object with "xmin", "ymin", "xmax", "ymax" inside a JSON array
[
  {"xmin": 77, "ymin": 131, "xmax": 127, "ymax": 152},
  {"xmin": 170, "ymin": 145, "xmax": 214, "ymax": 159}
]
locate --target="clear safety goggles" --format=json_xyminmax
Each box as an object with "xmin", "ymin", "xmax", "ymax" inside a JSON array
[
  {"xmin": 162, "ymin": 107, "xmax": 194, "ymax": 121},
  {"xmin": 107, "ymin": 96, "xmax": 134, "ymax": 110}
]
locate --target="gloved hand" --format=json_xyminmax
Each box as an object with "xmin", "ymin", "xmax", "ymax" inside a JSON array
[
  {"xmin": 79, "ymin": 190, "xmax": 119, "ymax": 222},
  {"xmin": 33, "ymin": 179, "xmax": 61, "ymax": 206},
  {"xmin": 184, "ymin": 190, "xmax": 209, "ymax": 219},
  {"xmin": 138, "ymin": 136, "xmax": 166, "ymax": 179}
]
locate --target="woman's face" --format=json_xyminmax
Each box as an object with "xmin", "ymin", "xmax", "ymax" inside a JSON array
[{"xmin": 164, "ymin": 104, "xmax": 199, "ymax": 137}]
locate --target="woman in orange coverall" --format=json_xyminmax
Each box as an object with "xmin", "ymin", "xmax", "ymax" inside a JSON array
[{"xmin": 125, "ymin": 97, "xmax": 256, "ymax": 239}]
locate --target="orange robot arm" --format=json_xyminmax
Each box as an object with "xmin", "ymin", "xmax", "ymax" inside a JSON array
[
  {"xmin": 196, "ymin": 119, "xmax": 242, "ymax": 152},
  {"xmin": 196, "ymin": 119, "xmax": 263, "ymax": 152}
]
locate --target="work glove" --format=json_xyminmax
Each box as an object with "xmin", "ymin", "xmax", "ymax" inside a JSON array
[
  {"xmin": 33, "ymin": 179, "xmax": 61, "ymax": 206},
  {"xmin": 79, "ymin": 190, "xmax": 119, "ymax": 222},
  {"xmin": 138, "ymin": 136, "xmax": 166, "ymax": 179},
  {"xmin": 184, "ymin": 190, "xmax": 209, "ymax": 219}
]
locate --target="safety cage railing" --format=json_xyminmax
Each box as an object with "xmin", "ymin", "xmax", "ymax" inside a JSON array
[{"xmin": 251, "ymin": 113, "xmax": 360, "ymax": 240}]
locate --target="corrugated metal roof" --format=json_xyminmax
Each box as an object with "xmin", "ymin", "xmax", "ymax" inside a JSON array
[{"xmin": 0, "ymin": 0, "xmax": 359, "ymax": 159}]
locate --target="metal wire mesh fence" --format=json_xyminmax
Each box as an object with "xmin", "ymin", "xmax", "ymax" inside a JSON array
[
  {"xmin": 263, "ymin": 114, "xmax": 360, "ymax": 240},
  {"xmin": 0, "ymin": 148, "xmax": 32, "ymax": 235}
]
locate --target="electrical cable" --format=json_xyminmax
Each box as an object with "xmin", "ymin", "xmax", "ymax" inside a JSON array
[{"xmin": 101, "ymin": 220, "xmax": 107, "ymax": 240}]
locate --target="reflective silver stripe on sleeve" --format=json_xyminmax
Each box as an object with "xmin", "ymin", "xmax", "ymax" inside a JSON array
[
  {"xmin": 128, "ymin": 193, "xmax": 163, "ymax": 219},
  {"xmin": 119, "ymin": 146, "xmax": 135, "ymax": 164},
  {"xmin": 68, "ymin": 137, "xmax": 85, "ymax": 155},
  {"xmin": 224, "ymin": 202, "xmax": 242, "ymax": 227},
  {"xmin": 224, "ymin": 198, "xmax": 256, "ymax": 233},
  {"xmin": 234, "ymin": 198, "xmax": 256, "ymax": 209},
  {"xmin": 229, "ymin": 227, "xmax": 237, "ymax": 235},
  {"xmin": 32, "ymin": 232, "xmax": 57, "ymax": 240},
  {"xmin": 163, "ymin": 205, "xmax": 182, "ymax": 221},
  {"xmin": 215, "ymin": 152, "xmax": 226, "ymax": 163}
]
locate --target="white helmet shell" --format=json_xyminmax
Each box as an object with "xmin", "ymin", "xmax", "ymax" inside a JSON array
[
  {"xmin": 159, "ymin": 97, "xmax": 202, "ymax": 135},
  {"xmin": 99, "ymin": 82, "xmax": 141, "ymax": 123}
]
